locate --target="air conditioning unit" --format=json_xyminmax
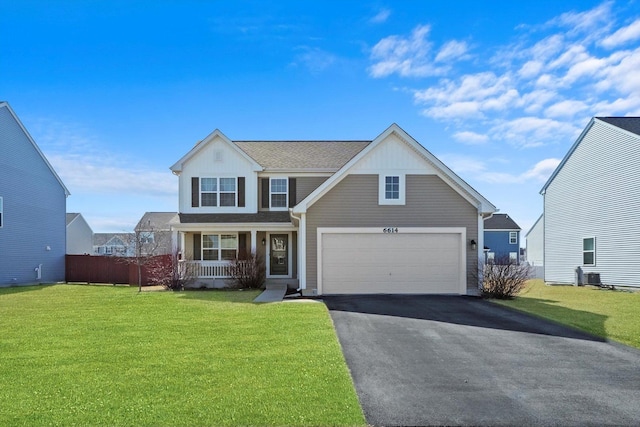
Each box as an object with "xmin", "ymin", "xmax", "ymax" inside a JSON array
[{"xmin": 584, "ymin": 272, "xmax": 601, "ymax": 285}]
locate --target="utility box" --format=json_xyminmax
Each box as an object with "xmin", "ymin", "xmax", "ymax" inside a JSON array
[{"xmin": 584, "ymin": 272, "xmax": 601, "ymax": 285}]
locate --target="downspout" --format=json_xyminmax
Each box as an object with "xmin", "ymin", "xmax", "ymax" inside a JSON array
[{"xmin": 289, "ymin": 209, "xmax": 306, "ymax": 291}]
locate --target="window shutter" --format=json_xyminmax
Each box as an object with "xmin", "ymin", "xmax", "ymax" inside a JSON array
[
  {"xmin": 191, "ymin": 177, "xmax": 200, "ymax": 207},
  {"xmin": 193, "ymin": 234, "xmax": 201, "ymax": 261},
  {"xmin": 238, "ymin": 177, "xmax": 245, "ymax": 207},
  {"xmin": 238, "ymin": 233, "xmax": 247, "ymax": 258},
  {"xmin": 288, "ymin": 177, "xmax": 297, "ymax": 207},
  {"xmin": 261, "ymin": 178, "xmax": 269, "ymax": 208}
]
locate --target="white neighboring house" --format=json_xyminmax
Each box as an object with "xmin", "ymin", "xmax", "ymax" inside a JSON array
[
  {"xmin": 541, "ymin": 117, "xmax": 640, "ymax": 288},
  {"xmin": 66, "ymin": 213, "xmax": 94, "ymax": 255},
  {"xmin": 525, "ymin": 214, "xmax": 543, "ymax": 279},
  {"xmin": 93, "ymin": 233, "xmax": 135, "ymax": 257},
  {"xmin": 134, "ymin": 212, "xmax": 178, "ymax": 255}
]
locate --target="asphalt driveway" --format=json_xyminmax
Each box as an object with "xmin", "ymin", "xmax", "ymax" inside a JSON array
[{"xmin": 325, "ymin": 295, "xmax": 640, "ymax": 426}]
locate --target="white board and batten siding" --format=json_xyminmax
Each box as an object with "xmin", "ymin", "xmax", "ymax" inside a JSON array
[
  {"xmin": 544, "ymin": 119, "xmax": 640, "ymax": 287},
  {"xmin": 178, "ymin": 136, "xmax": 259, "ymax": 214}
]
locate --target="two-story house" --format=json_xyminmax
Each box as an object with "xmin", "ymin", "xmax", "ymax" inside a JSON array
[
  {"xmin": 1, "ymin": 101, "xmax": 69, "ymax": 285},
  {"xmin": 135, "ymin": 212, "xmax": 178, "ymax": 255},
  {"xmin": 541, "ymin": 117, "xmax": 640, "ymax": 288},
  {"xmin": 170, "ymin": 124, "xmax": 496, "ymax": 295},
  {"xmin": 483, "ymin": 214, "xmax": 522, "ymax": 264}
]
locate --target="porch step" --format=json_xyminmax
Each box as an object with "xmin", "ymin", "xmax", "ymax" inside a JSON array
[{"xmin": 253, "ymin": 283, "xmax": 287, "ymax": 303}]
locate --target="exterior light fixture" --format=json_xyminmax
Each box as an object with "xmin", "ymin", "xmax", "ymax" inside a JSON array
[{"xmin": 470, "ymin": 239, "xmax": 477, "ymax": 250}]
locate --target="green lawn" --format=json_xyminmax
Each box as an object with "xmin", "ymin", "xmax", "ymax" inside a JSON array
[
  {"xmin": 0, "ymin": 285, "xmax": 365, "ymax": 427},
  {"xmin": 494, "ymin": 279, "xmax": 640, "ymax": 349}
]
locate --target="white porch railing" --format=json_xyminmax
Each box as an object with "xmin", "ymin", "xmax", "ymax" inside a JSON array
[{"xmin": 182, "ymin": 260, "xmax": 250, "ymax": 278}]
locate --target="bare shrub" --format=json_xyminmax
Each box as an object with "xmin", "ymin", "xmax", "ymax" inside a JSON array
[
  {"xmin": 480, "ymin": 256, "xmax": 532, "ymax": 299},
  {"xmin": 146, "ymin": 252, "xmax": 197, "ymax": 291},
  {"xmin": 229, "ymin": 251, "xmax": 266, "ymax": 289}
]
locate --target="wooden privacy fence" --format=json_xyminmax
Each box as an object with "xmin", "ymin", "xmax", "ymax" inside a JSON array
[{"xmin": 66, "ymin": 255, "xmax": 172, "ymax": 286}]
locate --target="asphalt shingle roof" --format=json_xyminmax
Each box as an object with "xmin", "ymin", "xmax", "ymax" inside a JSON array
[
  {"xmin": 178, "ymin": 212, "xmax": 291, "ymax": 224},
  {"xmin": 234, "ymin": 141, "xmax": 370, "ymax": 170},
  {"xmin": 136, "ymin": 212, "xmax": 178, "ymax": 231},
  {"xmin": 597, "ymin": 117, "xmax": 640, "ymax": 136},
  {"xmin": 484, "ymin": 213, "xmax": 521, "ymax": 230}
]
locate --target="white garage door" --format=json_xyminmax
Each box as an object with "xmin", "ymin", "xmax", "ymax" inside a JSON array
[{"xmin": 320, "ymin": 230, "xmax": 465, "ymax": 294}]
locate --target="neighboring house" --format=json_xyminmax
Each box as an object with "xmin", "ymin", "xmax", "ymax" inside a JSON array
[
  {"xmin": 169, "ymin": 124, "xmax": 496, "ymax": 295},
  {"xmin": 66, "ymin": 213, "xmax": 94, "ymax": 255},
  {"xmin": 525, "ymin": 214, "xmax": 544, "ymax": 279},
  {"xmin": 483, "ymin": 213, "xmax": 521, "ymax": 264},
  {"xmin": 93, "ymin": 233, "xmax": 135, "ymax": 257},
  {"xmin": 0, "ymin": 101, "xmax": 70, "ymax": 285},
  {"xmin": 134, "ymin": 212, "xmax": 178, "ymax": 255},
  {"xmin": 541, "ymin": 117, "xmax": 640, "ymax": 288}
]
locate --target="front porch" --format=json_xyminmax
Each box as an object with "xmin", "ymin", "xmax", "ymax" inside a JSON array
[{"xmin": 177, "ymin": 228, "xmax": 298, "ymax": 289}]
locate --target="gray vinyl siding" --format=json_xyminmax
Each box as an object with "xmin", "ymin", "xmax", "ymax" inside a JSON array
[
  {"xmin": 0, "ymin": 105, "xmax": 67, "ymax": 285},
  {"xmin": 306, "ymin": 174, "xmax": 479, "ymax": 292},
  {"xmin": 295, "ymin": 176, "xmax": 328, "ymax": 204},
  {"xmin": 544, "ymin": 120, "xmax": 640, "ymax": 287}
]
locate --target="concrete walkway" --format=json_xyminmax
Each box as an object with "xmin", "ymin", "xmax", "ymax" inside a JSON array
[{"xmin": 253, "ymin": 283, "xmax": 287, "ymax": 303}]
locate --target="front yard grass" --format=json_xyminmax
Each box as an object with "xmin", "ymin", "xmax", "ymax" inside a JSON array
[
  {"xmin": 0, "ymin": 285, "xmax": 365, "ymax": 426},
  {"xmin": 494, "ymin": 279, "xmax": 640, "ymax": 349}
]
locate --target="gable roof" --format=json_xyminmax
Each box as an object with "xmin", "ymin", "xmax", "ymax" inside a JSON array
[
  {"xmin": 484, "ymin": 213, "xmax": 521, "ymax": 230},
  {"xmin": 525, "ymin": 214, "xmax": 543, "ymax": 238},
  {"xmin": 0, "ymin": 101, "xmax": 70, "ymax": 196},
  {"xmin": 170, "ymin": 129, "xmax": 262, "ymax": 173},
  {"xmin": 66, "ymin": 213, "xmax": 80, "ymax": 226},
  {"xmin": 541, "ymin": 117, "xmax": 640, "ymax": 194},
  {"xmin": 596, "ymin": 117, "xmax": 640, "ymax": 136},
  {"xmin": 293, "ymin": 123, "xmax": 497, "ymax": 215},
  {"xmin": 234, "ymin": 141, "xmax": 370, "ymax": 171},
  {"xmin": 135, "ymin": 212, "xmax": 178, "ymax": 231}
]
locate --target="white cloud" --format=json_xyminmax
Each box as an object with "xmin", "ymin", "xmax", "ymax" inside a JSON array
[
  {"xmin": 601, "ymin": 18, "xmax": 640, "ymax": 48},
  {"xmin": 490, "ymin": 117, "xmax": 579, "ymax": 148},
  {"xmin": 521, "ymin": 158, "xmax": 562, "ymax": 182},
  {"xmin": 453, "ymin": 131, "xmax": 489, "ymax": 145},
  {"xmin": 370, "ymin": 8, "xmax": 391, "ymax": 24},
  {"xmin": 369, "ymin": 25, "xmax": 445, "ymax": 77},
  {"xmin": 552, "ymin": 1, "xmax": 613, "ymax": 38},
  {"xmin": 544, "ymin": 99, "xmax": 589, "ymax": 118},
  {"xmin": 435, "ymin": 40, "xmax": 470, "ymax": 62},
  {"xmin": 291, "ymin": 46, "xmax": 337, "ymax": 73}
]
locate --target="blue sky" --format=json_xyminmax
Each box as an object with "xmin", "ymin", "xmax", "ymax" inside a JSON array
[{"xmin": 2, "ymin": 1, "xmax": 640, "ymax": 237}]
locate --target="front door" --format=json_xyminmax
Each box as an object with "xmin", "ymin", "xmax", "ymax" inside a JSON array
[{"xmin": 270, "ymin": 234, "xmax": 288, "ymax": 276}]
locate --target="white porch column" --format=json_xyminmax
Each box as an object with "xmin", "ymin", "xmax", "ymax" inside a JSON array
[
  {"xmin": 250, "ymin": 229, "xmax": 257, "ymax": 254},
  {"xmin": 298, "ymin": 213, "xmax": 306, "ymax": 289},
  {"xmin": 180, "ymin": 231, "xmax": 186, "ymax": 258},
  {"xmin": 477, "ymin": 213, "xmax": 484, "ymax": 290}
]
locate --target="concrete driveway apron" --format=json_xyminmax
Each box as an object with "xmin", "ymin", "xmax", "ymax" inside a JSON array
[{"xmin": 325, "ymin": 295, "xmax": 640, "ymax": 427}]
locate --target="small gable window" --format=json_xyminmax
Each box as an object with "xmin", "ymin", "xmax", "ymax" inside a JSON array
[
  {"xmin": 583, "ymin": 237, "xmax": 596, "ymax": 266},
  {"xmin": 379, "ymin": 174, "xmax": 405, "ymax": 205},
  {"xmin": 509, "ymin": 232, "xmax": 517, "ymax": 245}
]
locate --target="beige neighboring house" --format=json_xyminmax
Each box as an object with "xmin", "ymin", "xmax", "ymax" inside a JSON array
[
  {"xmin": 66, "ymin": 213, "xmax": 94, "ymax": 255},
  {"xmin": 134, "ymin": 212, "xmax": 178, "ymax": 255},
  {"xmin": 169, "ymin": 123, "xmax": 496, "ymax": 295}
]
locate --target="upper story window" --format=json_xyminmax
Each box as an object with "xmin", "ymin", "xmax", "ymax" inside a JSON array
[
  {"xmin": 509, "ymin": 232, "xmax": 517, "ymax": 244},
  {"xmin": 583, "ymin": 237, "xmax": 595, "ymax": 266},
  {"xmin": 270, "ymin": 178, "xmax": 288, "ymax": 209},
  {"xmin": 200, "ymin": 177, "xmax": 237, "ymax": 207},
  {"xmin": 379, "ymin": 174, "xmax": 405, "ymax": 205},
  {"xmin": 0, "ymin": 196, "xmax": 3, "ymax": 228}
]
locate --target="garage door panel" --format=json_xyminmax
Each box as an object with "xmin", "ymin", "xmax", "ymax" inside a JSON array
[{"xmin": 321, "ymin": 231, "xmax": 463, "ymax": 294}]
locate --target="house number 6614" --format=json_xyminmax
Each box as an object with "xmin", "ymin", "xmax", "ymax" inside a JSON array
[{"xmin": 383, "ymin": 227, "xmax": 398, "ymax": 233}]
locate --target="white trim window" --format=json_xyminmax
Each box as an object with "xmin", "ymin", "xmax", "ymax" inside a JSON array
[
  {"xmin": 202, "ymin": 233, "xmax": 238, "ymax": 261},
  {"xmin": 0, "ymin": 196, "xmax": 3, "ymax": 228},
  {"xmin": 509, "ymin": 252, "xmax": 518, "ymax": 262},
  {"xmin": 583, "ymin": 237, "xmax": 596, "ymax": 266},
  {"xmin": 509, "ymin": 231, "xmax": 517, "ymax": 245},
  {"xmin": 270, "ymin": 178, "xmax": 288, "ymax": 210},
  {"xmin": 201, "ymin": 178, "xmax": 237, "ymax": 207},
  {"xmin": 379, "ymin": 174, "xmax": 405, "ymax": 205}
]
